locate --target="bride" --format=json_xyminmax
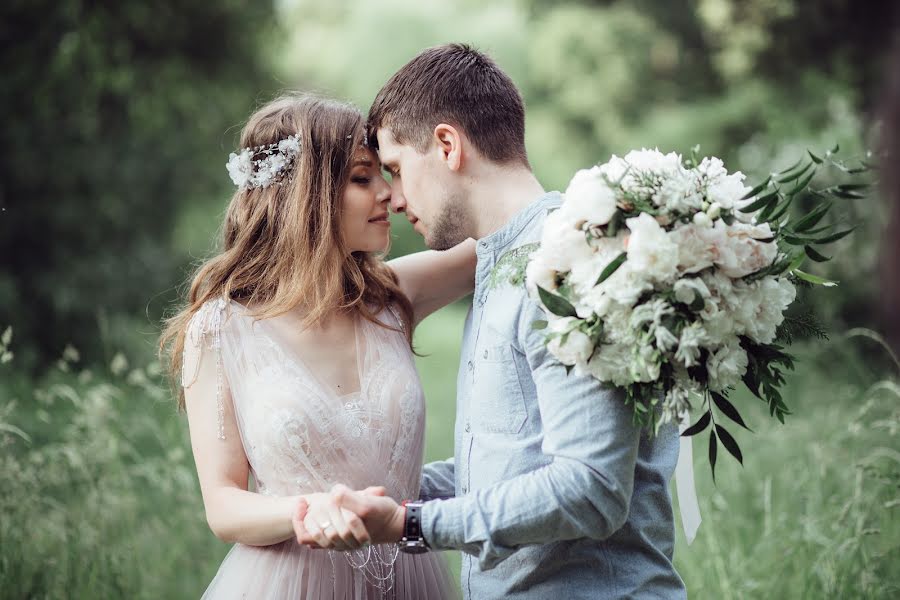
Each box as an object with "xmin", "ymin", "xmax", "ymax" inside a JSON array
[{"xmin": 160, "ymin": 93, "xmax": 472, "ymax": 599}]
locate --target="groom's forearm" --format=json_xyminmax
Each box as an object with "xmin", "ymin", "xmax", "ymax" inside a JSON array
[{"xmin": 420, "ymin": 447, "xmax": 636, "ymax": 570}]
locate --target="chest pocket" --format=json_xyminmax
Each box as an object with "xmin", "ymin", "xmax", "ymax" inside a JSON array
[{"xmin": 472, "ymin": 343, "xmax": 527, "ymax": 434}]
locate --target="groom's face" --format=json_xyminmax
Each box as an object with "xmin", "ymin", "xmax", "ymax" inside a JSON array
[{"xmin": 376, "ymin": 128, "xmax": 468, "ymax": 250}]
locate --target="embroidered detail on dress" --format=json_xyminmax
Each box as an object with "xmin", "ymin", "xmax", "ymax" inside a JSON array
[{"xmin": 183, "ymin": 297, "xmax": 228, "ymax": 440}]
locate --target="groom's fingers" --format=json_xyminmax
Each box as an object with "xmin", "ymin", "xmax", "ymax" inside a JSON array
[
  {"xmin": 342, "ymin": 507, "xmax": 371, "ymax": 546},
  {"xmin": 334, "ymin": 489, "xmax": 377, "ymax": 521},
  {"xmin": 362, "ymin": 486, "xmax": 387, "ymax": 497},
  {"xmin": 324, "ymin": 498, "xmax": 358, "ymax": 550}
]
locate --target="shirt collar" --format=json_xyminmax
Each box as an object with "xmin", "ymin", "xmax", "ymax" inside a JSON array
[{"xmin": 476, "ymin": 191, "xmax": 561, "ymax": 255}]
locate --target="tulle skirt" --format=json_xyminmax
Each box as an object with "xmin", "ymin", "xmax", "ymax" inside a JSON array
[{"xmin": 201, "ymin": 539, "xmax": 458, "ymax": 599}]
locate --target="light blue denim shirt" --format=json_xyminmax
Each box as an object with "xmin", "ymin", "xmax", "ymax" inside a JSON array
[{"xmin": 419, "ymin": 192, "xmax": 687, "ymax": 599}]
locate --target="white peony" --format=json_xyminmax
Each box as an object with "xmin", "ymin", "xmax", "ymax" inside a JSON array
[
  {"xmin": 547, "ymin": 317, "xmax": 594, "ymax": 366},
  {"xmin": 717, "ymin": 221, "xmax": 778, "ymax": 278},
  {"xmin": 625, "ymin": 213, "xmax": 680, "ymax": 283},
  {"xmin": 562, "ymin": 166, "xmax": 618, "ymax": 226},
  {"xmin": 669, "ymin": 224, "xmax": 717, "ymax": 274},
  {"xmin": 566, "ymin": 234, "xmax": 627, "ymax": 318}
]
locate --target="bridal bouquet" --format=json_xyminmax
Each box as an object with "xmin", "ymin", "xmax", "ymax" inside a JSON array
[{"xmin": 520, "ymin": 147, "xmax": 871, "ymax": 474}]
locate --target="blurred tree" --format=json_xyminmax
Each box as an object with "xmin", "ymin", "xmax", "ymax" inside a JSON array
[{"xmin": 0, "ymin": 0, "xmax": 278, "ymax": 366}]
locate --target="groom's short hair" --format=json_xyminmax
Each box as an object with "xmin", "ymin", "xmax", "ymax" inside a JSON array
[{"xmin": 368, "ymin": 43, "xmax": 529, "ymax": 167}]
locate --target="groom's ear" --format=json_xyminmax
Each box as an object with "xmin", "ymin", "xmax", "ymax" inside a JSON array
[{"xmin": 433, "ymin": 123, "xmax": 463, "ymax": 172}]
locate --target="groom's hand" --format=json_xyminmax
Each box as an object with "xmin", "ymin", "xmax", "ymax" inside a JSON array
[
  {"xmin": 331, "ymin": 484, "xmax": 406, "ymax": 545},
  {"xmin": 294, "ymin": 485, "xmax": 389, "ymax": 550}
]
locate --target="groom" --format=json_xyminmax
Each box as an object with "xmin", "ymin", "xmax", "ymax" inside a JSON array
[{"xmin": 297, "ymin": 44, "xmax": 686, "ymax": 599}]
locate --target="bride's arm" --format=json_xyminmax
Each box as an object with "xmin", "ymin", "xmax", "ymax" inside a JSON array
[
  {"xmin": 184, "ymin": 346, "xmax": 300, "ymax": 546},
  {"xmin": 184, "ymin": 334, "xmax": 366, "ymax": 548},
  {"xmin": 388, "ymin": 238, "xmax": 477, "ymax": 326}
]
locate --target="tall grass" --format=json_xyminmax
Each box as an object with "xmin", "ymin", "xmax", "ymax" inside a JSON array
[{"xmin": 1, "ymin": 311, "xmax": 897, "ymax": 599}]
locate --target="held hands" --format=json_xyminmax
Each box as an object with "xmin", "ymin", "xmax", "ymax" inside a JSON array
[{"xmin": 293, "ymin": 484, "xmax": 406, "ymax": 551}]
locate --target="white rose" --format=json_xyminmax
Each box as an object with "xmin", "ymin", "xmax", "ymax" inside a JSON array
[
  {"xmin": 567, "ymin": 234, "xmax": 627, "ymax": 317},
  {"xmin": 622, "ymin": 148, "xmax": 683, "ymax": 173},
  {"xmin": 525, "ymin": 253, "xmax": 558, "ymax": 298},
  {"xmin": 706, "ymin": 339, "xmax": 749, "ymax": 391},
  {"xmin": 538, "ymin": 209, "xmax": 593, "ymax": 273},
  {"xmin": 625, "ymin": 212, "xmax": 680, "ymax": 283},
  {"xmin": 547, "ymin": 317, "xmax": 594, "ymax": 366},
  {"xmin": 562, "ymin": 166, "xmax": 618, "ymax": 226},
  {"xmin": 693, "ymin": 212, "xmax": 712, "ymax": 228},
  {"xmin": 707, "ymin": 172, "xmax": 750, "ymax": 211}
]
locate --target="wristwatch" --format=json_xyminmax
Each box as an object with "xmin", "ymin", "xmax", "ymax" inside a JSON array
[{"xmin": 398, "ymin": 501, "xmax": 429, "ymax": 554}]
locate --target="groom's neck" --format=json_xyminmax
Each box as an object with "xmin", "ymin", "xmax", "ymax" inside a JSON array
[{"xmin": 468, "ymin": 165, "xmax": 545, "ymax": 240}]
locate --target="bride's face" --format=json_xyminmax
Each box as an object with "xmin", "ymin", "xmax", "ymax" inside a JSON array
[{"xmin": 341, "ymin": 148, "xmax": 393, "ymax": 253}]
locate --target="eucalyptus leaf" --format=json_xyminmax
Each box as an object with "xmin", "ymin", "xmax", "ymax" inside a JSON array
[
  {"xmin": 793, "ymin": 269, "xmax": 838, "ymax": 287},
  {"xmin": 792, "ymin": 202, "xmax": 831, "ymax": 233},
  {"xmin": 531, "ymin": 320, "xmax": 548, "ymax": 330},
  {"xmin": 712, "ymin": 392, "xmax": 752, "ymax": 431},
  {"xmin": 716, "ymin": 425, "xmax": 743, "ymax": 465},
  {"xmin": 804, "ymin": 246, "xmax": 831, "ymax": 262},
  {"xmin": 709, "ymin": 431, "xmax": 718, "ymax": 483},
  {"xmin": 808, "ymin": 150, "xmax": 823, "ymax": 164},
  {"xmin": 739, "ymin": 191, "xmax": 778, "ymax": 213},
  {"xmin": 741, "ymin": 176, "xmax": 772, "ymax": 200},
  {"xmin": 682, "ymin": 410, "xmax": 711, "ymax": 437},
  {"xmin": 537, "ymin": 286, "xmax": 578, "ymax": 317},
  {"xmin": 786, "ymin": 169, "xmax": 816, "ymax": 196},
  {"xmin": 595, "ymin": 252, "xmax": 627, "ymax": 285}
]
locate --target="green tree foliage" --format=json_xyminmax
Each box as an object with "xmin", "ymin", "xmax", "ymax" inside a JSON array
[{"xmin": 0, "ymin": 1, "xmax": 277, "ymax": 366}]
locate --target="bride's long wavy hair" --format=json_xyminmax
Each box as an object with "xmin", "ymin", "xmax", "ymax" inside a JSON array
[{"xmin": 160, "ymin": 93, "xmax": 413, "ymax": 409}]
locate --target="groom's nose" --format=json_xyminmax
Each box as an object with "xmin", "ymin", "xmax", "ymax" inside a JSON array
[{"xmin": 390, "ymin": 190, "xmax": 407, "ymax": 214}]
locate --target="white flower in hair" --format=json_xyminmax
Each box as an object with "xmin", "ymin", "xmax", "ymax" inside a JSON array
[{"xmin": 226, "ymin": 133, "xmax": 303, "ymax": 190}]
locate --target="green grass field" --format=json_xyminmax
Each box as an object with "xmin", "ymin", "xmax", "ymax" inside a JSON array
[{"xmin": 1, "ymin": 308, "xmax": 897, "ymax": 599}]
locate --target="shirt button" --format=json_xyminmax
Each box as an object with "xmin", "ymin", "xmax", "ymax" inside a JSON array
[
  {"xmin": 478, "ymin": 296, "xmax": 485, "ymax": 307},
  {"xmin": 483, "ymin": 349, "xmax": 489, "ymax": 359},
  {"xmin": 467, "ymin": 360, "xmax": 474, "ymax": 371},
  {"xmin": 462, "ymin": 486, "xmax": 468, "ymax": 494},
  {"xmin": 465, "ymin": 422, "xmax": 471, "ymax": 433}
]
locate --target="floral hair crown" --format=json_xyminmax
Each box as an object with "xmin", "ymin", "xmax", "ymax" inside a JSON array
[{"xmin": 225, "ymin": 134, "xmax": 302, "ymax": 190}]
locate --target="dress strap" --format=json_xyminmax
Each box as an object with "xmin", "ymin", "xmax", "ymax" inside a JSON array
[
  {"xmin": 386, "ymin": 303, "xmax": 405, "ymax": 334},
  {"xmin": 183, "ymin": 296, "xmax": 229, "ymax": 440}
]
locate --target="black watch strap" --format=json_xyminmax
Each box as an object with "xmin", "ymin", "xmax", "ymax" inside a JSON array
[{"xmin": 398, "ymin": 501, "xmax": 429, "ymax": 554}]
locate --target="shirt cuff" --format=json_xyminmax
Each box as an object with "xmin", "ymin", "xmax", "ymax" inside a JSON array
[{"xmin": 421, "ymin": 497, "xmax": 465, "ymax": 551}]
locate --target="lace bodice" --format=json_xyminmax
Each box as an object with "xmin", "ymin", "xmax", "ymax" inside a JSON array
[{"xmin": 183, "ymin": 298, "xmax": 425, "ymax": 501}]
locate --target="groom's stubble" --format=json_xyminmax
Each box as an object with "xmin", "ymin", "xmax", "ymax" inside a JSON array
[{"xmin": 427, "ymin": 189, "xmax": 475, "ymax": 251}]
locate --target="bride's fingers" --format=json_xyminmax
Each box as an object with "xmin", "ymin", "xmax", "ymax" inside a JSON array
[
  {"xmin": 293, "ymin": 498, "xmax": 314, "ymax": 546},
  {"xmin": 361, "ymin": 486, "xmax": 387, "ymax": 497},
  {"xmin": 304, "ymin": 512, "xmax": 337, "ymax": 550}
]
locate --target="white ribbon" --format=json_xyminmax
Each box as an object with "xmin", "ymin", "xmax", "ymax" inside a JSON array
[{"xmin": 675, "ymin": 417, "xmax": 702, "ymax": 544}]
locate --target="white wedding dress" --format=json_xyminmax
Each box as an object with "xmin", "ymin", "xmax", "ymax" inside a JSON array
[{"xmin": 183, "ymin": 297, "xmax": 456, "ymax": 599}]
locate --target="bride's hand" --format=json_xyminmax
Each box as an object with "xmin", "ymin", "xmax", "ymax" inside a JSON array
[
  {"xmin": 293, "ymin": 486, "xmax": 385, "ymax": 550},
  {"xmin": 294, "ymin": 492, "xmax": 368, "ymax": 551}
]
